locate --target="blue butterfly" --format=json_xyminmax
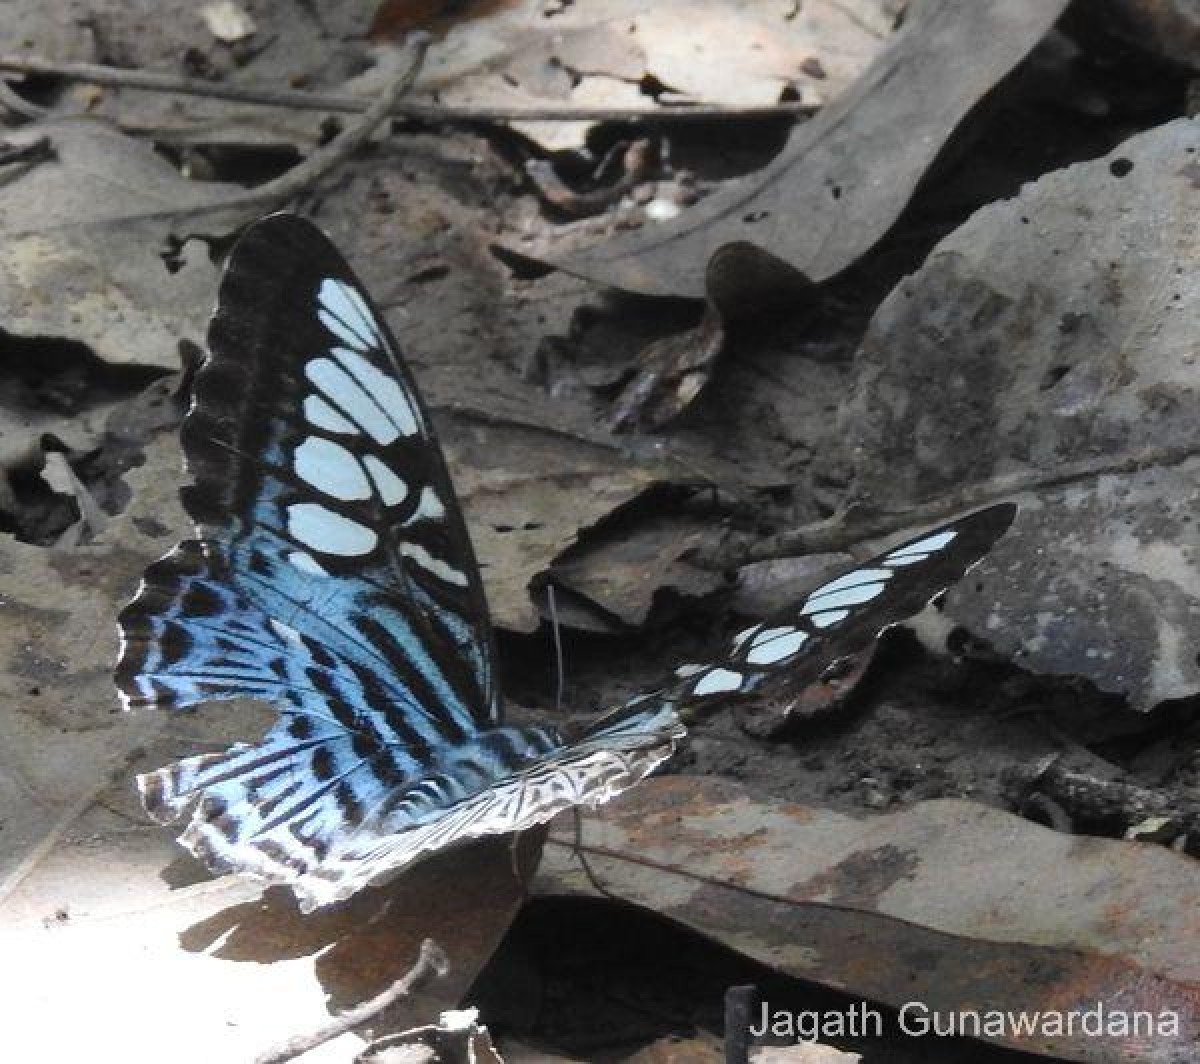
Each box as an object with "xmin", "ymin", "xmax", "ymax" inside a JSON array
[{"xmin": 116, "ymin": 214, "xmax": 1014, "ymax": 912}]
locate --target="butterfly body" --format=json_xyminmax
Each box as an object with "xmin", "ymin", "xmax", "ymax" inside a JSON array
[{"xmin": 117, "ymin": 214, "xmax": 1014, "ymax": 912}]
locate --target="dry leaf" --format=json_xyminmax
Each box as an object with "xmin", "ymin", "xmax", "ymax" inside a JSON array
[
  {"xmin": 841, "ymin": 118, "xmax": 1200, "ymax": 709},
  {"xmin": 200, "ymin": 1, "xmax": 257, "ymax": 44},
  {"xmin": 546, "ymin": 0, "xmax": 1069, "ymax": 297},
  {"xmin": 0, "ymin": 120, "xmax": 230, "ymax": 370},
  {"xmin": 537, "ymin": 777, "xmax": 1200, "ymax": 1061},
  {"xmin": 405, "ymin": 0, "xmax": 895, "ymax": 150}
]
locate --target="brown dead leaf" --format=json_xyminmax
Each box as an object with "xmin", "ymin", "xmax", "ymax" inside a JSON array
[
  {"xmin": 544, "ymin": 512, "xmax": 728, "ymax": 631},
  {"xmin": 624, "ymin": 1032, "xmax": 724, "ymax": 1063},
  {"xmin": 545, "ymin": 0, "xmax": 1069, "ymax": 297},
  {"xmin": 608, "ymin": 241, "xmax": 816, "ymax": 432},
  {"xmin": 537, "ymin": 777, "xmax": 1200, "ymax": 1061},
  {"xmin": 441, "ymin": 411, "xmax": 664, "ymax": 632}
]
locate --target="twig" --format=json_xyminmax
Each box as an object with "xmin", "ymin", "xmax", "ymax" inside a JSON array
[
  {"xmin": 1009, "ymin": 758, "xmax": 1200, "ymax": 843},
  {"xmin": 568, "ymin": 806, "xmax": 622, "ymax": 903},
  {"xmin": 546, "ymin": 583, "xmax": 565, "ymax": 713},
  {"xmin": 134, "ymin": 35, "xmax": 430, "ymax": 223},
  {"xmin": 1018, "ymin": 791, "xmax": 1075, "ymax": 833},
  {"xmin": 200, "ymin": 35, "xmax": 430, "ymax": 217},
  {"xmin": 254, "ymin": 938, "xmax": 450, "ymax": 1064},
  {"xmin": 0, "ymin": 52, "xmax": 812, "ymax": 125},
  {"xmin": 0, "ymin": 77, "xmax": 47, "ymax": 119},
  {"xmin": 526, "ymin": 138, "xmax": 659, "ymax": 217}
]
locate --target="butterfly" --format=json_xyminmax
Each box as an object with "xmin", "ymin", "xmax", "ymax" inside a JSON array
[{"xmin": 116, "ymin": 213, "xmax": 1015, "ymax": 912}]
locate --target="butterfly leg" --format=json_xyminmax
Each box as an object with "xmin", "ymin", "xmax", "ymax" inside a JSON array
[
  {"xmin": 508, "ymin": 830, "xmax": 530, "ymax": 902},
  {"xmin": 568, "ymin": 806, "xmax": 621, "ymax": 903}
]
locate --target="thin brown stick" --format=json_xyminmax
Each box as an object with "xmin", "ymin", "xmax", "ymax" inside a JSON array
[
  {"xmin": 0, "ymin": 76, "xmax": 47, "ymax": 119},
  {"xmin": 132, "ymin": 34, "xmax": 430, "ymax": 223},
  {"xmin": 0, "ymin": 52, "xmax": 812, "ymax": 126},
  {"xmin": 254, "ymin": 938, "xmax": 450, "ymax": 1064},
  {"xmin": 1012, "ymin": 759, "xmax": 1200, "ymax": 842}
]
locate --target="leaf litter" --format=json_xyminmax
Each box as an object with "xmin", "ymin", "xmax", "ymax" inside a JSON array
[
  {"xmin": 0, "ymin": 1, "xmax": 1197, "ymax": 1061},
  {"xmin": 534, "ymin": 0, "xmax": 1072, "ymax": 298}
]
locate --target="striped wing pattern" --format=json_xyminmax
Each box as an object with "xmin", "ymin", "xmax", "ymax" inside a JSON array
[{"xmin": 116, "ymin": 215, "xmax": 682, "ymax": 911}]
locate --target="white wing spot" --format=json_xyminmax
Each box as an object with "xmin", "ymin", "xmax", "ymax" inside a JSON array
[
  {"xmin": 303, "ymin": 395, "xmax": 357, "ymax": 435},
  {"xmin": 360, "ymin": 458, "xmax": 408, "ymax": 508},
  {"xmin": 288, "ymin": 502, "xmax": 378, "ymax": 556},
  {"xmin": 318, "ymin": 278, "xmax": 378, "ymax": 352},
  {"xmin": 401, "ymin": 543, "xmax": 468, "ymax": 586},
  {"xmin": 889, "ymin": 528, "xmax": 956, "ymax": 559},
  {"xmin": 812, "ymin": 567, "xmax": 893, "ymax": 597},
  {"xmin": 363, "ymin": 454, "xmax": 408, "ymax": 506},
  {"xmin": 287, "ymin": 550, "xmax": 328, "ymax": 577},
  {"xmin": 746, "ymin": 626, "xmax": 809, "ymax": 665},
  {"xmin": 331, "ymin": 346, "xmax": 419, "ymax": 438},
  {"xmin": 809, "ymin": 608, "xmax": 849, "ymax": 628},
  {"xmin": 404, "ymin": 486, "xmax": 446, "ymax": 524},
  {"xmin": 803, "ymin": 581, "xmax": 886, "ymax": 613},
  {"xmin": 306, "ymin": 357, "xmax": 400, "ymax": 446},
  {"xmin": 293, "ymin": 437, "xmax": 371, "ymax": 501},
  {"xmin": 732, "ymin": 625, "xmax": 760, "ymax": 650},
  {"xmin": 692, "ymin": 667, "xmax": 743, "ymax": 697},
  {"xmin": 884, "ymin": 551, "xmax": 929, "ymax": 567}
]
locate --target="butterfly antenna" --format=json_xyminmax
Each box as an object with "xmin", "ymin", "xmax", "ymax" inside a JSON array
[
  {"xmin": 546, "ymin": 583, "xmax": 566, "ymax": 713},
  {"xmin": 509, "ymin": 831, "xmax": 530, "ymax": 903},
  {"xmin": 570, "ymin": 806, "xmax": 620, "ymax": 902}
]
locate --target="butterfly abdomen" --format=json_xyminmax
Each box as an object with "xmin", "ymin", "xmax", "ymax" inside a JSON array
[{"xmin": 367, "ymin": 724, "xmax": 563, "ymax": 828}]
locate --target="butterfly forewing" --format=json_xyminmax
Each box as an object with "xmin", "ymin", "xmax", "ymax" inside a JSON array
[
  {"xmin": 672, "ymin": 504, "xmax": 1017, "ymax": 709},
  {"xmin": 123, "ymin": 216, "xmax": 498, "ymax": 733}
]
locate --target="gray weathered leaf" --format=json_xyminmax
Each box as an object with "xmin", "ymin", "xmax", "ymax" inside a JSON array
[
  {"xmin": 409, "ymin": 0, "xmax": 894, "ymax": 151},
  {"xmin": 840, "ymin": 118, "xmax": 1200, "ymax": 709},
  {"xmin": 0, "ymin": 119, "xmax": 230, "ymax": 370}
]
